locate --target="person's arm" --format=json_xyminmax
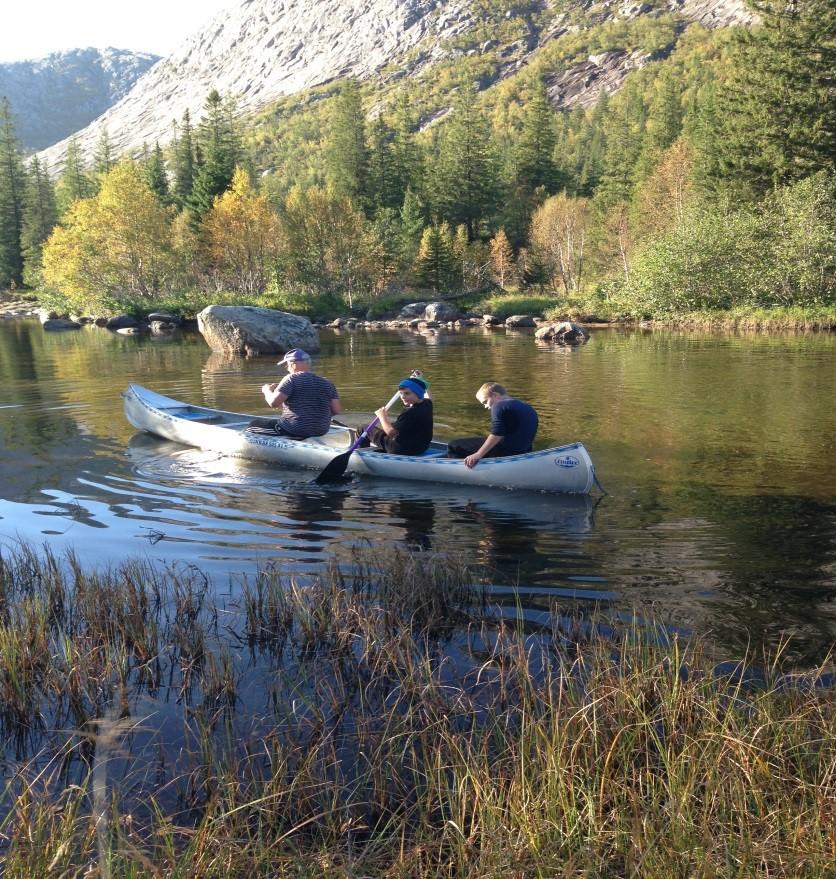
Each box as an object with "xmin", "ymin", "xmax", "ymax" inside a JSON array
[
  {"xmin": 263, "ymin": 376, "xmax": 292, "ymax": 408},
  {"xmin": 464, "ymin": 433, "xmax": 502, "ymax": 468},
  {"xmin": 262, "ymin": 383, "xmax": 288, "ymax": 408},
  {"xmin": 330, "ymin": 397, "xmax": 342, "ymax": 416},
  {"xmin": 374, "ymin": 406, "xmax": 396, "ymax": 436}
]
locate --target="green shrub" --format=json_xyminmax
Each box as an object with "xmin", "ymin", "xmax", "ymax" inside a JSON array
[{"xmin": 470, "ymin": 291, "xmax": 559, "ymax": 318}]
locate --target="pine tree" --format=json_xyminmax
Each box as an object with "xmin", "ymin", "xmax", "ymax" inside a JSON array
[
  {"xmin": 0, "ymin": 98, "xmax": 25, "ymax": 287},
  {"xmin": 432, "ymin": 81, "xmax": 499, "ymax": 240},
  {"xmin": 326, "ymin": 79, "xmax": 369, "ymax": 210},
  {"xmin": 715, "ymin": 0, "xmax": 836, "ymax": 193},
  {"xmin": 21, "ymin": 155, "xmax": 58, "ymax": 287},
  {"xmin": 188, "ymin": 91, "xmax": 241, "ymax": 221}
]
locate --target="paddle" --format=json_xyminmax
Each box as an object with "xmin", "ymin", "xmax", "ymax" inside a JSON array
[{"xmin": 314, "ymin": 389, "xmax": 401, "ymax": 484}]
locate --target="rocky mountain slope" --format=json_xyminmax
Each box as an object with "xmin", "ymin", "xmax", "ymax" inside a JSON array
[
  {"xmin": 38, "ymin": 0, "xmax": 753, "ymax": 173},
  {"xmin": 1, "ymin": 48, "xmax": 160, "ymax": 151}
]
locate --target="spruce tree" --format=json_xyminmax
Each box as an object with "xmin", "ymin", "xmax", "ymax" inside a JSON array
[
  {"xmin": 367, "ymin": 111, "xmax": 398, "ymax": 213},
  {"xmin": 398, "ymin": 187, "xmax": 426, "ymax": 273},
  {"xmin": 188, "ymin": 91, "xmax": 241, "ymax": 221},
  {"xmin": 391, "ymin": 94, "xmax": 423, "ymax": 205},
  {"xmin": 634, "ymin": 70, "xmax": 683, "ymax": 182},
  {"xmin": 57, "ymin": 136, "xmax": 94, "ymax": 214},
  {"xmin": 0, "ymin": 98, "xmax": 25, "ymax": 287},
  {"xmin": 172, "ymin": 110, "xmax": 196, "ymax": 208},
  {"xmin": 432, "ymin": 81, "xmax": 498, "ymax": 239},
  {"xmin": 573, "ymin": 94, "xmax": 608, "ymax": 196},
  {"xmin": 145, "ymin": 142, "xmax": 171, "ymax": 204},
  {"xmin": 93, "ymin": 126, "xmax": 114, "ymax": 178},
  {"xmin": 21, "ymin": 155, "xmax": 58, "ymax": 288},
  {"xmin": 326, "ymin": 80, "xmax": 369, "ymax": 211},
  {"xmin": 513, "ymin": 77, "xmax": 560, "ymax": 195},
  {"xmin": 415, "ymin": 222, "xmax": 456, "ymax": 292},
  {"xmin": 715, "ymin": 0, "xmax": 836, "ymax": 193}
]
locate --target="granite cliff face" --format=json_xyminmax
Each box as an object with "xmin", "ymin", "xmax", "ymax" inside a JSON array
[
  {"xmin": 37, "ymin": 0, "xmax": 753, "ymax": 172},
  {"xmin": 0, "ymin": 48, "xmax": 160, "ymax": 151}
]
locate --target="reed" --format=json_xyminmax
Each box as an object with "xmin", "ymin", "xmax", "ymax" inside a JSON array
[{"xmin": 0, "ymin": 543, "xmax": 831, "ymax": 878}]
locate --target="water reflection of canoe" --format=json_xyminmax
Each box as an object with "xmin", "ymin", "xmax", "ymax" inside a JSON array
[{"xmin": 123, "ymin": 384, "xmax": 597, "ymax": 494}]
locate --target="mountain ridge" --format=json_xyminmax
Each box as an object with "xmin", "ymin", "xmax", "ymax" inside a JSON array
[
  {"xmin": 36, "ymin": 0, "xmax": 754, "ymax": 173},
  {"xmin": 0, "ymin": 47, "xmax": 160, "ymax": 151}
]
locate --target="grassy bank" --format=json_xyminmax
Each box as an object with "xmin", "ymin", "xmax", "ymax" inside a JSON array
[{"xmin": 0, "ymin": 542, "xmax": 832, "ymax": 877}]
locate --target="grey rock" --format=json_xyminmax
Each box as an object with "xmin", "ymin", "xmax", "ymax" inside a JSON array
[
  {"xmin": 147, "ymin": 311, "xmax": 181, "ymax": 325},
  {"xmin": 197, "ymin": 305, "xmax": 320, "ymax": 357},
  {"xmin": 106, "ymin": 314, "xmax": 139, "ymax": 330},
  {"xmin": 42, "ymin": 318, "xmax": 82, "ymax": 331},
  {"xmin": 150, "ymin": 320, "xmax": 179, "ymax": 334},
  {"xmin": 505, "ymin": 314, "xmax": 536, "ymax": 328},
  {"xmin": 424, "ymin": 301, "xmax": 460, "ymax": 321},
  {"xmin": 535, "ymin": 321, "xmax": 589, "ymax": 343},
  {"xmin": 399, "ymin": 301, "xmax": 429, "ymax": 318}
]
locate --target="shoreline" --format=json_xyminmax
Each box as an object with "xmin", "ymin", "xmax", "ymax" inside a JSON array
[{"xmin": 2, "ymin": 293, "xmax": 834, "ymax": 333}]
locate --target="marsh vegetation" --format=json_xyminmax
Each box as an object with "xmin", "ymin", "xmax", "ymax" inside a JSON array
[{"xmin": 0, "ymin": 542, "xmax": 831, "ymax": 877}]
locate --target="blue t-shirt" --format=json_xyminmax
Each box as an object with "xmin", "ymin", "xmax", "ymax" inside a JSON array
[{"xmin": 490, "ymin": 397, "xmax": 538, "ymax": 455}]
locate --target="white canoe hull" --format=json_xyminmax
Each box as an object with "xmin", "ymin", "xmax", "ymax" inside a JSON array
[{"xmin": 123, "ymin": 384, "xmax": 597, "ymax": 494}]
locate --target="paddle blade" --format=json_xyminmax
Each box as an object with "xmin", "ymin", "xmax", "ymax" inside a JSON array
[{"xmin": 314, "ymin": 450, "xmax": 353, "ymax": 484}]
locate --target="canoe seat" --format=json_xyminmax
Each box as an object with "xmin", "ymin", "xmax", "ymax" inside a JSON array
[
  {"xmin": 421, "ymin": 448, "xmax": 446, "ymax": 458},
  {"xmin": 175, "ymin": 410, "xmax": 222, "ymax": 422}
]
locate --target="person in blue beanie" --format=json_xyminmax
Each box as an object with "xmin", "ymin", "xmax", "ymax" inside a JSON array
[{"xmin": 369, "ymin": 375, "xmax": 433, "ymax": 455}]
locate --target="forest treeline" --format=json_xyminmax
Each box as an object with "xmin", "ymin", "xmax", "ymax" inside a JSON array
[{"xmin": 0, "ymin": 0, "xmax": 833, "ymax": 320}]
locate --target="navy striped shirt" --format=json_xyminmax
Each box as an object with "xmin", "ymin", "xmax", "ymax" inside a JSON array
[{"xmin": 275, "ymin": 372, "xmax": 339, "ymax": 437}]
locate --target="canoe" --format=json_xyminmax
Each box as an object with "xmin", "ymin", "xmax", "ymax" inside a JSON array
[{"xmin": 123, "ymin": 384, "xmax": 598, "ymax": 494}]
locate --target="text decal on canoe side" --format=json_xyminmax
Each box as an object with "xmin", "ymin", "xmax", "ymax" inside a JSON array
[{"xmin": 554, "ymin": 455, "xmax": 580, "ymax": 469}]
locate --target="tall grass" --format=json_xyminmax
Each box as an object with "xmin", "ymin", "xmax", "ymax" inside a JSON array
[{"xmin": 0, "ymin": 542, "xmax": 831, "ymax": 877}]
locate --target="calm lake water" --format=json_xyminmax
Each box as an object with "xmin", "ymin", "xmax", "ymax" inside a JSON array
[{"xmin": 1, "ymin": 319, "xmax": 835, "ymax": 665}]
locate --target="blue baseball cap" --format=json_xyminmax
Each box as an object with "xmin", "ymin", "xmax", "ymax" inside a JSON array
[{"xmin": 277, "ymin": 348, "xmax": 311, "ymax": 365}]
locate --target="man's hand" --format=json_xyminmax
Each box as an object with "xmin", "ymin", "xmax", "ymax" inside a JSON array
[{"xmin": 464, "ymin": 453, "xmax": 481, "ymax": 469}]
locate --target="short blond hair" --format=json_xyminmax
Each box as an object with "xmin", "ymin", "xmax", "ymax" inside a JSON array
[{"xmin": 477, "ymin": 382, "xmax": 506, "ymax": 398}]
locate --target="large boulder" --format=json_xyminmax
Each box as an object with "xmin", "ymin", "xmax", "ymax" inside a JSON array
[
  {"xmin": 398, "ymin": 301, "xmax": 429, "ymax": 319},
  {"xmin": 424, "ymin": 301, "xmax": 460, "ymax": 322},
  {"xmin": 535, "ymin": 320, "xmax": 589, "ymax": 343},
  {"xmin": 197, "ymin": 305, "xmax": 320, "ymax": 357}
]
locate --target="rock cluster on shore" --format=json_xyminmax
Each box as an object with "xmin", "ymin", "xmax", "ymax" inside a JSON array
[{"xmin": 0, "ymin": 297, "xmax": 589, "ymax": 346}]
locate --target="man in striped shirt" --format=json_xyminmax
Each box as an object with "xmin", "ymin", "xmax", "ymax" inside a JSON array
[{"xmin": 253, "ymin": 349, "xmax": 341, "ymax": 438}]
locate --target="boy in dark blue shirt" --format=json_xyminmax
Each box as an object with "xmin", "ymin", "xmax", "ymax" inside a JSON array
[{"xmin": 448, "ymin": 383, "xmax": 538, "ymax": 468}]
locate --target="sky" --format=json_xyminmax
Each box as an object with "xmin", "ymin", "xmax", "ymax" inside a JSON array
[{"xmin": 1, "ymin": 0, "xmax": 234, "ymax": 63}]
